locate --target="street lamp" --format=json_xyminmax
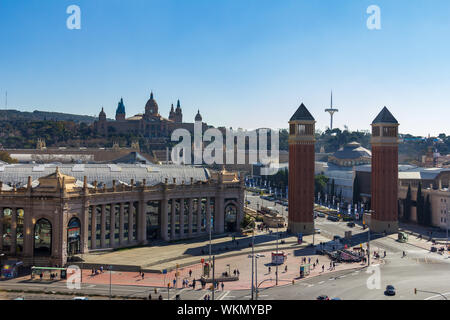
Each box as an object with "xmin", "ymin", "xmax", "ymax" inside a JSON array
[
  {"xmin": 108, "ymin": 265, "xmax": 112, "ymax": 300},
  {"xmin": 364, "ymin": 210, "xmax": 374, "ymax": 266},
  {"xmin": 244, "ymin": 221, "xmax": 255, "ymax": 300}
]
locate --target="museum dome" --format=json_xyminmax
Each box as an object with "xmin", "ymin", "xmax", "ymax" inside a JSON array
[{"xmin": 145, "ymin": 92, "xmax": 159, "ymax": 116}]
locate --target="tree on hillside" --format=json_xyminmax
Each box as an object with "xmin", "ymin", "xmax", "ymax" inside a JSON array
[
  {"xmin": 352, "ymin": 176, "xmax": 361, "ymax": 205},
  {"xmin": 424, "ymin": 194, "xmax": 432, "ymax": 227},
  {"xmin": 0, "ymin": 151, "xmax": 18, "ymax": 164},
  {"xmin": 403, "ymin": 184, "xmax": 412, "ymax": 222},
  {"xmin": 416, "ymin": 182, "xmax": 424, "ymax": 225},
  {"xmin": 314, "ymin": 174, "xmax": 329, "ymax": 200}
]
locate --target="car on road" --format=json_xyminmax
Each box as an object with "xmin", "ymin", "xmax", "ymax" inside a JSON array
[
  {"xmin": 327, "ymin": 215, "xmax": 339, "ymax": 222},
  {"xmin": 73, "ymin": 297, "xmax": 89, "ymax": 300},
  {"xmin": 315, "ymin": 228, "xmax": 321, "ymax": 234},
  {"xmin": 384, "ymin": 285, "xmax": 396, "ymax": 296},
  {"xmin": 331, "ymin": 297, "xmax": 342, "ymax": 300},
  {"xmin": 316, "ymin": 295, "xmax": 329, "ymax": 300},
  {"xmin": 245, "ymin": 200, "xmax": 251, "ymax": 205},
  {"xmin": 347, "ymin": 222, "xmax": 355, "ymax": 227},
  {"xmin": 317, "ymin": 212, "xmax": 325, "ymax": 218}
]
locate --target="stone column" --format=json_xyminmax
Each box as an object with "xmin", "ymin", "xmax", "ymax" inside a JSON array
[
  {"xmin": 101, "ymin": 204, "xmax": 106, "ymax": 248},
  {"xmin": 81, "ymin": 202, "xmax": 89, "ymax": 253},
  {"xmin": 206, "ymin": 197, "xmax": 211, "ymax": 234},
  {"xmin": 171, "ymin": 199, "xmax": 176, "ymax": 240},
  {"xmin": 161, "ymin": 198, "xmax": 169, "ymax": 241},
  {"xmin": 91, "ymin": 206, "xmax": 97, "ymax": 249},
  {"xmin": 0, "ymin": 208, "xmax": 3, "ymax": 250},
  {"xmin": 197, "ymin": 198, "xmax": 202, "ymax": 234},
  {"xmin": 179, "ymin": 198, "xmax": 185, "ymax": 238},
  {"xmin": 23, "ymin": 205, "xmax": 33, "ymax": 258},
  {"xmin": 110, "ymin": 204, "xmax": 116, "ymax": 248},
  {"xmin": 188, "ymin": 198, "xmax": 193, "ymax": 237},
  {"xmin": 119, "ymin": 203, "xmax": 124, "ymax": 245},
  {"xmin": 137, "ymin": 200, "xmax": 146, "ymax": 243},
  {"xmin": 128, "ymin": 202, "xmax": 134, "ymax": 243},
  {"xmin": 216, "ymin": 193, "xmax": 225, "ymax": 234},
  {"xmin": 10, "ymin": 208, "xmax": 17, "ymax": 255}
]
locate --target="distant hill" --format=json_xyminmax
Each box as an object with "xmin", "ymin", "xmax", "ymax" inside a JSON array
[{"xmin": 0, "ymin": 109, "xmax": 101, "ymax": 123}]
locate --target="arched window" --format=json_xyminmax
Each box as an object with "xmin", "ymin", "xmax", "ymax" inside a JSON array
[
  {"xmin": 34, "ymin": 219, "xmax": 52, "ymax": 256},
  {"xmin": 2, "ymin": 208, "xmax": 12, "ymax": 252},
  {"xmin": 224, "ymin": 204, "xmax": 237, "ymax": 232},
  {"xmin": 67, "ymin": 217, "xmax": 81, "ymax": 255}
]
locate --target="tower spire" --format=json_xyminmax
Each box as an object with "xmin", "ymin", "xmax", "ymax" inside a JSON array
[{"xmin": 325, "ymin": 91, "xmax": 339, "ymax": 130}]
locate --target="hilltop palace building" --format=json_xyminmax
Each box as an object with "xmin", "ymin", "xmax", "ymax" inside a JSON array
[
  {"xmin": 0, "ymin": 164, "xmax": 244, "ymax": 267},
  {"xmin": 94, "ymin": 92, "xmax": 208, "ymax": 139}
]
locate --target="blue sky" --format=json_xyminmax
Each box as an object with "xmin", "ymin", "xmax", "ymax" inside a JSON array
[{"xmin": 0, "ymin": 0, "xmax": 449, "ymax": 136}]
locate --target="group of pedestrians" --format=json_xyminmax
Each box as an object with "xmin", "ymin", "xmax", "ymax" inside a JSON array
[{"xmin": 91, "ymin": 266, "xmax": 104, "ymax": 276}]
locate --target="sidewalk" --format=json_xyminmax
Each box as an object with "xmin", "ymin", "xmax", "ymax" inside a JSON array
[
  {"xmin": 15, "ymin": 246, "xmax": 368, "ymax": 292},
  {"xmin": 75, "ymin": 230, "xmax": 332, "ymax": 273}
]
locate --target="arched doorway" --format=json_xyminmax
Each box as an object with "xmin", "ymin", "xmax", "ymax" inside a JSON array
[
  {"xmin": 67, "ymin": 217, "xmax": 81, "ymax": 255},
  {"xmin": 34, "ymin": 219, "xmax": 52, "ymax": 256},
  {"xmin": 224, "ymin": 204, "xmax": 237, "ymax": 232}
]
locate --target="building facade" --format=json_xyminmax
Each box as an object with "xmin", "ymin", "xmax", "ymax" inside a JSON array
[
  {"xmin": 288, "ymin": 103, "xmax": 315, "ymax": 235},
  {"xmin": 0, "ymin": 164, "xmax": 244, "ymax": 267}
]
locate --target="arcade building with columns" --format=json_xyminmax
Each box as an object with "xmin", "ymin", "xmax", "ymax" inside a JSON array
[{"xmin": 0, "ymin": 164, "xmax": 244, "ymax": 267}]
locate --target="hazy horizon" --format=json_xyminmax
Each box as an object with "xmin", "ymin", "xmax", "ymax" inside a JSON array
[{"xmin": 1, "ymin": 0, "xmax": 449, "ymax": 136}]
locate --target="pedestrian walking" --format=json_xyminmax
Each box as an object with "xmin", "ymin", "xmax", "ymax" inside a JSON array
[
  {"xmin": 204, "ymin": 295, "xmax": 208, "ymax": 301},
  {"xmin": 100, "ymin": 266, "xmax": 103, "ymax": 273},
  {"xmin": 142, "ymin": 272, "xmax": 145, "ymax": 280},
  {"xmin": 268, "ymin": 266, "xmax": 271, "ymax": 273},
  {"xmin": 189, "ymin": 269, "xmax": 192, "ymax": 278},
  {"xmin": 221, "ymin": 282, "xmax": 224, "ymax": 291},
  {"xmin": 308, "ymin": 257, "xmax": 311, "ymax": 264},
  {"xmin": 148, "ymin": 293, "xmax": 152, "ymax": 300},
  {"xmin": 285, "ymin": 265, "xmax": 288, "ymax": 272},
  {"xmin": 322, "ymin": 265, "xmax": 324, "ymax": 272},
  {"xmin": 193, "ymin": 279, "xmax": 196, "ymax": 290},
  {"xmin": 158, "ymin": 295, "xmax": 163, "ymax": 300},
  {"xmin": 173, "ymin": 278, "xmax": 176, "ymax": 287}
]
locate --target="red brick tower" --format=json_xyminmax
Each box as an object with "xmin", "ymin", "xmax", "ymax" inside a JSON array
[
  {"xmin": 288, "ymin": 103, "xmax": 315, "ymax": 235},
  {"xmin": 370, "ymin": 107, "xmax": 399, "ymax": 234}
]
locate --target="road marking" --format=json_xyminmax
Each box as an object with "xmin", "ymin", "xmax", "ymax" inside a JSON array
[
  {"xmin": 424, "ymin": 292, "xmax": 450, "ymax": 300},
  {"xmin": 318, "ymin": 281, "xmax": 325, "ymax": 285},
  {"xmin": 340, "ymin": 275, "xmax": 346, "ymax": 278},
  {"xmin": 170, "ymin": 288, "xmax": 189, "ymax": 300},
  {"xmin": 308, "ymin": 284, "xmax": 314, "ymax": 287},
  {"xmin": 217, "ymin": 291, "xmax": 230, "ymax": 300}
]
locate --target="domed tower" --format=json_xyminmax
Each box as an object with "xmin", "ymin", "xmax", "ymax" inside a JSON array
[
  {"xmin": 115, "ymin": 98, "xmax": 126, "ymax": 121},
  {"xmin": 99, "ymin": 107, "xmax": 106, "ymax": 122},
  {"xmin": 288, "ymin": 103, "xmax": 315, "ymax": 235},
  {"xmin": 370, "ymin": 106, "xmax": 399, "ymax": 234},
  {"xmin": 175, "ymin": 99, "xmax": 183, "ymax": 123},
  {"xmin": 195, "ymin": 110, "xmax": 202, "ymax": 122},
  {"xmin": 145, "ymin": 92, "xmax": 159, "ymax": 118},
  {"xmin": 169, "ymin": 104, "xmax": 176, "ymax": 121},
  {"xmin": 97, "ymin": 107, "xmax": 107, "ymax": 135}
]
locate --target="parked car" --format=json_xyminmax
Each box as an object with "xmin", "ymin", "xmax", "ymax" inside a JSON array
[
  {"xmin": 316, "ymin": 295, "xmax": 329, "ymax": 300},
  {"xmin": 317, "ymin": 212, "xmax": 326, "ymax": 218},
  {"xmin": 347, "ymin": 222, "xmax": 355, "ymax": 227},
  {"xmin": 384, "ymin": 285, "xmax": 396, "ymax": 296},
  {"xmin": 327, "ymin": 215, "xmax": 339, "ymax": 222},
  {"xmin": 73, "ymin": 297, "xmax": 89, "ymax": 300}
]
